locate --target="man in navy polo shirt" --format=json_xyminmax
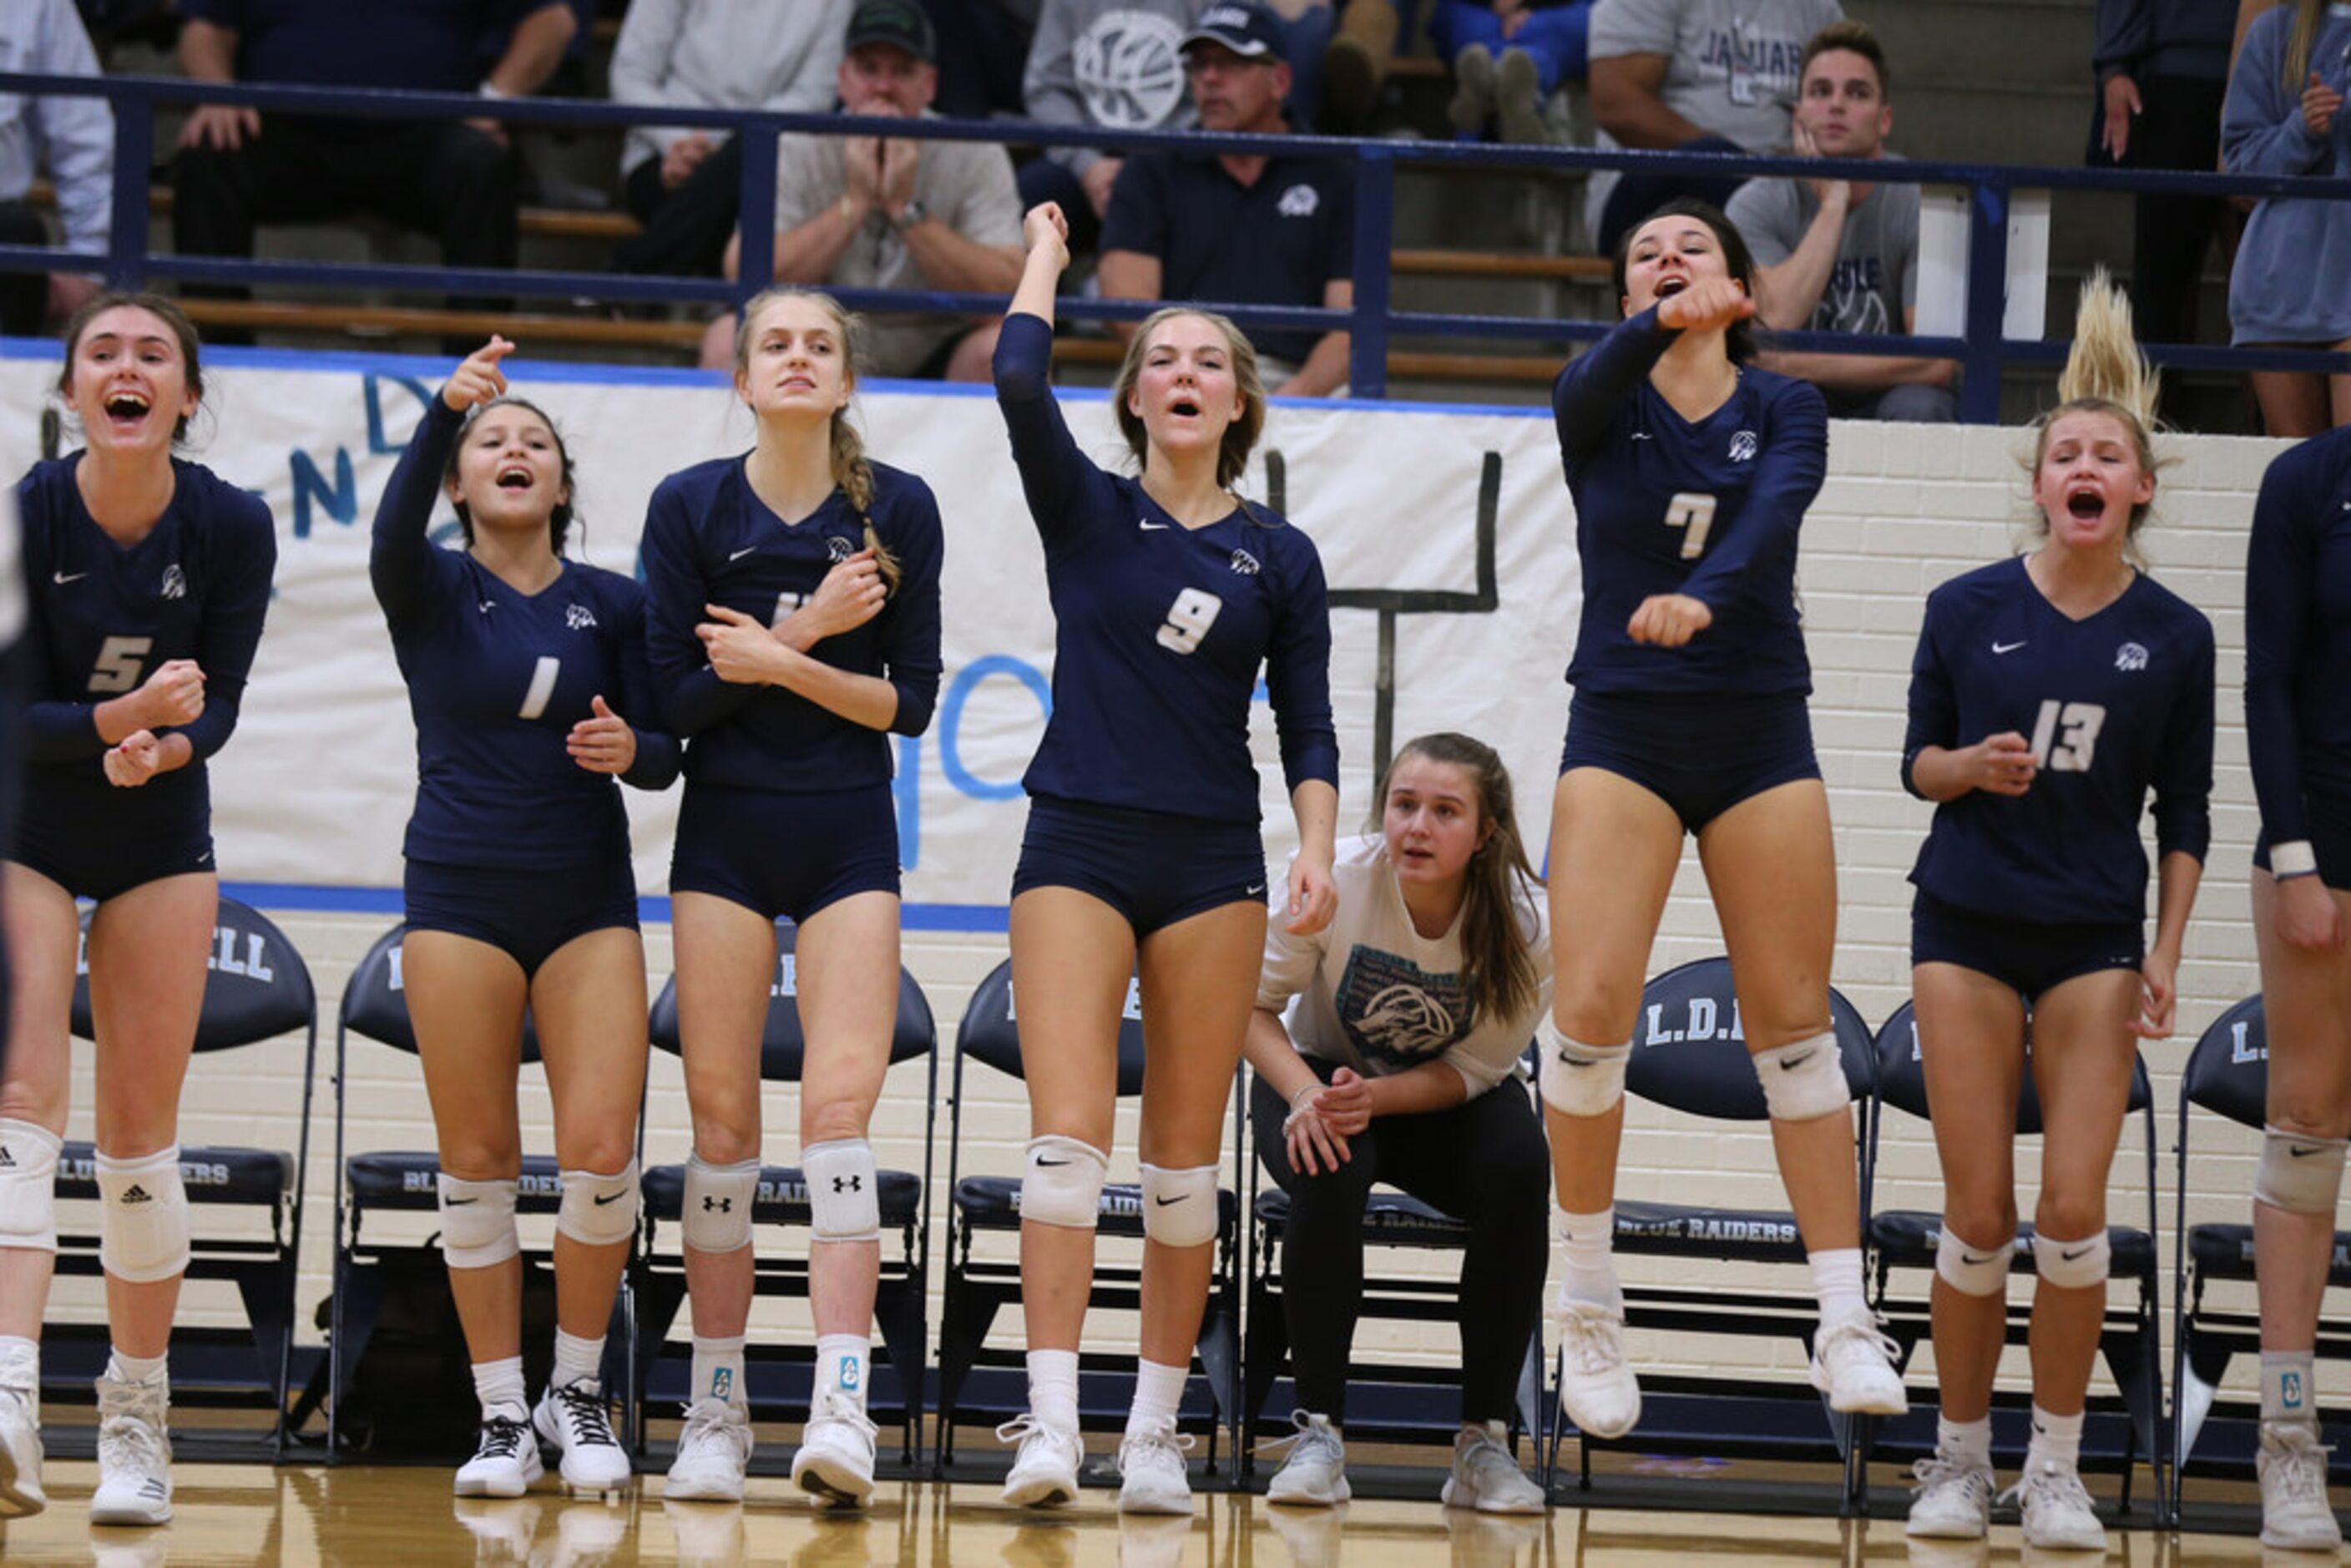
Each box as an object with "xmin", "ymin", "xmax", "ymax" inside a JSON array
[{"xmin": 1098, "ymin": 2, "xmax": 1354, "ymax": 397}]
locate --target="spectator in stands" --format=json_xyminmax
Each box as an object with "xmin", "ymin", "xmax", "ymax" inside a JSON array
[
  {"xmin": 1100, "ymin": 3, "xmax": 1355, "ymax": 397},
  {"xmin": 0, "ymin": 0, "xmax": 112, "ymax": 336},
  {"xmin": 1435, "ymin": 0, "xmax": 1594, "ymax": 147},
  {"xmin": 1586, "ymin": 0, "xmax": 1844, "ymax": 254},
  {"xmin": 1019, "ymin": 0, "xmax": 1204, "ymax": 261},
  {"xmin": 607, "ymin": 0, "xmax": 854, "ymax": 279},
  {"xmin": 170, "ymin": 0, "xmax": 578, "ymax": 341},
  {"xmin": 2089, "ymin": 2, "xmax": 2237, "ymax": 360},
  {"xmin": 2222, "ymin": 0, "xmax": 2351, "ymax": 435},
  {"xmin": 1726, "ymin": 20, "xmax": 1955, "ymax": 422},
  {"xmin": 701, "ymin": 0, "xmax": 1024, "ymax": 381}
]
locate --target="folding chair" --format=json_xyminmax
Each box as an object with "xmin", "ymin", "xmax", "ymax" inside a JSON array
[
  {"xmin": 1860, "ymin": 999, "xmax": 2164, "ymax": 1517},
  {"xmin": 47, "ymin": 896, "xmax": 316, "ymax": 1457},
  {"xmin": 933, "ymin": 958, "xmax": 1243, "ymax": 1479},
  {"xmin": 1546, "ymin": 955, "xmax": 1878, "ymax": 1502},
  {"xmin": 318, "ymin": 922, "xmax": 633, "ymax": 1459},
  {"xmin": 630, "ymin": 918, "xmax": 939, "ymax": 1469},
  {"xmin": 2171, "ymin": 993, "xmax": 2351, "ymax": 1525},
  {"xmin": 1238, "ymin": 1050, "xmax": 1548, "ymax": 1475}
]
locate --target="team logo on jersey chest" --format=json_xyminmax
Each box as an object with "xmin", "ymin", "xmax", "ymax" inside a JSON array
[
  {"xmin": 1228, "ymin": 548, "xmax": 1261, "ymax": 576},
  {"xmin": 1277, "ymin": 184, "xmax": 1319, "ymax": 219},
  {"xmin": 565, "ymin": 603, "xmax": 598, "ymax": 630},
  {"xmin": 2115, "ymin": 641, "xmax": 2148, "ymax": 672},
  {"xmin": 827, "ymin": 534, "xmax": 858, "ymax": 564},
  {"xmin": 1727, "ymin": 430, "xmax": 1758, "ymax": 463},
  {"xmin": 159, "ymin": 564, "xmax": 186, "ymax": 600}
]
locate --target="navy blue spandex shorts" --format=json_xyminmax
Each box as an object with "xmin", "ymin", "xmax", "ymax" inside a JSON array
[
  {"xmin": 1559, "ymin": 690, "xmax": 1821, "ymax": 832},
  {"xmin": 1909, "ymin": 889, "xmax": 2145, "ymax": 1001},
  {"xmin": 404, "ymin": 856, "xmax": 640, "ymax": 978},
  {"xmin": 1013, "ymin": 795, "xmax": 1267, "ymax": 936},
  {"xmin": 670, "ymin": 780, "xmax": 902, "ymax": 923}
]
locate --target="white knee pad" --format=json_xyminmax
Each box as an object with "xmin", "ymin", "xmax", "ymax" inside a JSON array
[
  {"xmin": 1754, "ymin": 1032, "xmax": 1849, "ymax": 1122},
  {"xmin": 1138, "ymin": 1162, "xmax": 1221, "ymax": 1248},
  {"xmin": 436, "ymin": 1172, "xmax": 521, "ymax": 1270},
  {"xmin": 97, "ymin": 1146, "xmax": 191, "ymax": 1284},
  {"xmin": 2035, "ymin": 1230, "xmax": 2111, "ymax": 1290},
  {"xmin": 1019, "ymin": 1136, "xmax": 1108, "ymax": 1231},
  {"xmin": 1537, "ymin": 1016, "xmax": 1630, "ymax": 1117},
  {"xmin": 556, "ymin": 1160, "xmax": 640, "ymax": 1249},
  {"xmin": 2256, "ymin": 1125, "xmax": 2350, "ymax": 1215},
  {"xmin": 680, "ymin": 1153, "xmax": 761, "ymax": 1255},
  {"xmin": 803, "ymin": 1138, "xmax": 882, "ymax": 1244},
  {"xmin": 0, "ymin": 1120, "xmax": 62, "ymax": 1254},
  {"xmin": 1934, "ymin": 1225, "xmax": 2014, "ymax": 1297}
]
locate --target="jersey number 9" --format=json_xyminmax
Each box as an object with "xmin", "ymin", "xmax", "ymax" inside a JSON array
[
  {"xmin": 88, "ymin": 635, "xmax": 154, "ymax": 695},
  {"xmin": 1156, "ymin": 588, "xmax": 1224, "ymax": 655},
  {"xmin": 1666, "ymin": 493, "xmax": 1719, "ymax": 560}
]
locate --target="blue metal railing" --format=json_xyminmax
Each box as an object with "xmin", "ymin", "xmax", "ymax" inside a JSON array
[{"xmin": 5, "ymin": 69, "xmax": 2351, "ymax": 420}]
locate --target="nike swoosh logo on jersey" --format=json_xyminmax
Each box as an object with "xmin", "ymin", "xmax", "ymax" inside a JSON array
[
  {"xmin": 729, "ymin": 545, "xmax": 758, "ymax": 560},
  {"xmin": 1992, "ymin": 640, "xmax": 2026, "ymax": 654},
  {"xmin": 1139, "ymin": 519, "xmax": 1170, "ymax": 531},
  {"xmin": 1631, "ymin": 431, "xmax": 1653, "ymax": 440},
  {"xmin": 53, "ymin": 570, "xmax": 85, "ymax": 584}
]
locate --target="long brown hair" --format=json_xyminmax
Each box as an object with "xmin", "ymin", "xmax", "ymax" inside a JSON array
[
  {"xmin": 733, "ymin": 286, "xmax": 901, "ymax": 591},
  {"xmin": 2029, "ymin": 267, "xmax": 2169, "ymax": 550},
  {"xmin": 1374, "ymin": 733, "xmax": 1545, "ymax": 1029},
  {"xmin": 58, "ymin": 290, "xmax": 205, "ymax": 445},
  {"xmin": 1112, "ymin": 306, "xmax": 1268, "ymax": 493},
  {"xmin": 2278, "ymin": 0, "xmax": 2327, "ymax": 97}
]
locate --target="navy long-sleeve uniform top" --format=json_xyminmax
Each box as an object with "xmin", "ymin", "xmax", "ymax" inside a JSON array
[
  {"xmin": 13, "ymin": 455, "xmax": 275, "ymax": 845},
  {"xmin": 1551, "ymin": 307, "xmax": 1826, "ymax": 698},
  {"xmin": 2244, "ymin": 425, "xmax": 2351, "ymax": 846},
  {"xmin": 993, "ymin": 312, "xmax": 1338, "ymax": 822},
  {"xmin": 639, "ymin": 452, "xmax": 943, "ymax": 792},
  {"xmin": 1903, "ymin": 555, "xmax": 2214, "ymax": 924},
  {"xmin": 372, "ymin": 398, "xmax": 678, "ymax": 872}
]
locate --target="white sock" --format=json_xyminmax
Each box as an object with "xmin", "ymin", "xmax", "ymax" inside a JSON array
[
  {"xmin": 107, "ymin": 1347, "xmax": 168, "ymax": 1386},
  {"xmin": 552, "ymin": 1328, "xmax": 604, "ymax": 1390},
  {"xmin": 1027, "ymin": 1348, "xmax": 1079, "ymax": 1434},
  {"xmin": 1125, "ymin": 1358, "xmax": 1187, "ymax": 1439},
  {"xmin": 2263, "ymin": 1348, "xmax": 2318, "ymax": 1427},
  {"xmin": 2025, "ymin": 1404, "xmax": 2083, "ymax": 1471},
  {"xmin": 816, "ymin": 1333, "xmax": 870, "ymax": 1412},
  {"xmin": 1809, "ymin": 1247, "xmax": 1867, "ymax": 1324},
  {"xmin": 1938, "ymin": 1414, "xmax": 1992, "ymax": 1469},
  {"xmin": 473, "ymin": 1355, "xmax": 527, "ymax": 1418},
  {"xmin": 690, "ymin": 1334, "xmax": 747, "ymax": 1411},
  {"xmin": 1560, "ymin": 1209, "xmax": 1621, "ymax": 1311}
]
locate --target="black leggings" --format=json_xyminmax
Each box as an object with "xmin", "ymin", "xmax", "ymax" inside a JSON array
[{"xmin": 1251, "ymin": 1061, "xmax": 1550, "ymax": 1425}]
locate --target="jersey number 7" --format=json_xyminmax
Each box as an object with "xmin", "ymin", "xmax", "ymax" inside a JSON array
[{"xmin": 1666, "ymin": 493, "xmax": 1718, "ymax": 560}]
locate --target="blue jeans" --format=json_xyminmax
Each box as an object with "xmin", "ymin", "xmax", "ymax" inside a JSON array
[{"xmin": 1428, "ymin": 0, "xmax": 1592, "ymax": 94}]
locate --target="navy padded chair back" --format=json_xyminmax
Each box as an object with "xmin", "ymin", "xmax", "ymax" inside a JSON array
[
  {"xmin": 1874, "ymin": 999, "xmax": 2153, "ymax": 1135},
  {"xmin": 957, "ymin": 958, "xmax": 1147, "ymax": 1095},
  {"xmin": 337, "ymin": 923, "xmax": 542, "ymax": 1062},
  {"xmin": 2181, "ymin": 994, "xmax": 2267, "ymax": 1130},
  {"xmin": 73, "ymin": 895, "xmax": 314, "ymax": 1052},
  {"xmin": 647, "ymin": 919, "xmax": 935, "ymax": 1080},
  {"xmin": 1625, "ymin": 956, "xmax": 1873, "ymax": 1120}
]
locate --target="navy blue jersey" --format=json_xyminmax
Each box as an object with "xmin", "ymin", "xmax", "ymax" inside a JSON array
[
  {"xmin": 639, "ymin": 452, "xmax": 943, "ymax": 792},
  {"xmin": 1550, "ymin": 306, "xmax": 1825, "ymax": 697},
  {"xmin": 1903, "ymin": 555, "xmax": 2214, "ymax": 924},
  {"xmin": 2244, "ymin": 425, "xmax": 2351, "ymax": 842},
  {"xmin": 993, "ymin": 312, "xmax": 1339, "ymax": 822},
  {"xmin": 12, "ymin": 455, "xmax": 275, "ymax": 847},
  {"xmin": 372, "ymin": 398, "xmax": 680, "ymax": 873}
]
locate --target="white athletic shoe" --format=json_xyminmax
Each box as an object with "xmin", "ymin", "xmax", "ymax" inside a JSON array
[
  {"xmin": 1262, "ymin": 1410, "xmax": 1349, "ymax": 1506},
  {"xmin": 0, "ymin": 1375, "xmax": 46, "ymax": 1518},
  {"xmin": 1904, "ymin": 1452, "xmax": 1995, "ymax": 1539},
  {"xmin": 664, "ymin": 1399, "xmax": 753, "ymax": 1504},
  {"xmin": 791, "ymin": 1386, "xmax": 879, "ymax": 1508},
  {"xmin": 1809, "ymin": 1310, "xmax": 1908, "ymax": 1415},
  {"xmin": 533, "ymin": 1378, "xmax": 631, "ymax": 1495},
  {"xmin": 455, "ymin": 1405, "xmax": 545, "ymax": 1499},
  {"xmin": 1554, "ymin": 1296, "xmax": 1641, "ymax": 1439},
  {"xmin": 1440, "ymin": 1420, "xmax": 1546, "ymax": 1515},
  {"xmin": 1115, "ymin": 1417, "xmax": 1196, "ymax": 1516},
  {"xmin": 2258, "ymin": 1421, "xmax": 2343, "ymax": 1552},
  {"xmin": 88, "ymin": 1373, "xmax": 172, "ymax": 1527},
  {"xmin": 2004, "ymin": 1458, "xmax": 2106, "ymax": 1551},
  {"xmin": 998, "ymin": 1414, "xmax": 1084, "ymax": 1508},
  {"xmin": 452, "ymin": 1496, "xmax": 541, "ymax": 1561}
]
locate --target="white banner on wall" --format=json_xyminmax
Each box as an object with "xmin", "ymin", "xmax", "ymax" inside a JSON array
[{"xmin": 0, "ymin": 345, "xmax": 1584, "ymax": 920}]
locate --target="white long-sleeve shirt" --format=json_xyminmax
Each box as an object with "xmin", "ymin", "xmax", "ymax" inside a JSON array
[
  {"xmin": 608, "ymin": 0, "xmax": 854, "ymax": 178},
  {"xmin": 1257, "ymin": 834, "xmax": 1552, "ymax": 1099},
  {"xmin": 0, "ymin": 0, "xmax": 114, "ymax": 254}
]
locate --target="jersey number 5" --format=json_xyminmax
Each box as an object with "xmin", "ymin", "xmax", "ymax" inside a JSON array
[
  {"xmin": 1665, "ymin": 493, "xmax": 1719, "ymax": 560},
  {"xmin": 2029, "ymin": 700, "xmax": 2107, "ymax": 772},
  {"xmin": 87, "ymin": 635, "xmax": 153, "ymax": 695},
  {"xmin": 1156, "ymin": 588, "xmax": 1224, "ymax": 655}
]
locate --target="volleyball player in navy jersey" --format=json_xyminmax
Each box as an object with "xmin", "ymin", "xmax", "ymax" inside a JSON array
[
  {"xmin": 371, "ymin": 338, "xmax": 678, "ymax": 1500},
  {"xmin": 2241, "ymin": 419, "xmax": 2351, "ymax": 1553},
  {"xmin": 640, "ymin": 288, "xmax": 943, "ymax": 1509},
  {"xmin": 992, "ymin": 202, "xmax": 1338, "ymax": 1518},
  {"xmin": 0, "ymin": 294, "xmax": 275, "ymax": 1526},
  {"xmin": 1899, "ymin": 278, "xmax": 2212, "ymax": 1551},
  {"xmin": 1539, "ymin": 198, "xmax": 1904, "ymax": 1444}
]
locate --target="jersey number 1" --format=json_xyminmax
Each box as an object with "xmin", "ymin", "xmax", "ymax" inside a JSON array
[{"xmin": 1666, "ymin": 493, "xmax": 1719, "ymax": 560}]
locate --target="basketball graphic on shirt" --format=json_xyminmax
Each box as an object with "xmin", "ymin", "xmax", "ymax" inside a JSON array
[{"xmin": 1074, "ymin": 10, "xmax": 1187, "ymax": 129}]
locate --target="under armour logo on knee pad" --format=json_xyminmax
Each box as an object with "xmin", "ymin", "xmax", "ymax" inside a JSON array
[
  {"xmin": 702, "ymin": 1196, "xmax": 732, "ymax": 1212},
  {"xmin": 832, "ymin": 1176, "xmax": 861, "ymax": 1193}
]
